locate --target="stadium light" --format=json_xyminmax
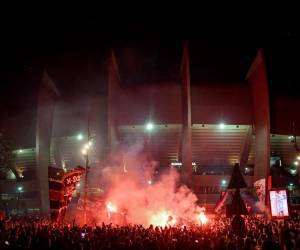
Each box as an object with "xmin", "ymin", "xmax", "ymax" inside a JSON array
[
  {"xmin": 219, "ymin": 123, "xmax": 225, "ymax": 129},
  {"xmin": 221, "ymin": 180, "xmax": 227, "ymax": 186},
  {"xmin": 146, "ymin": 122, "xmax": 154, "ymax": 131},
  {"xmin": 290, "ymin": 169, "xmax": 297, "ymax": 175},
  {"xmin": 77, "ymin": 134, "xmax": 83, "ymax": 140}
]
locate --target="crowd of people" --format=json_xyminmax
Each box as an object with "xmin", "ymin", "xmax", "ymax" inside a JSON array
[{"xmin": 0, "ymin": 215, "xmax": 300, "ymax": 250}]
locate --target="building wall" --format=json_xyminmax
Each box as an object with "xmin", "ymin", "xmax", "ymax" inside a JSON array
[
  {"xmin": 117, "ymin": 82, "xmax": 254, "ymax": 126},
  {"xmin": 191, "ymin": 83, "xmax": 253, "ymax": 125}
]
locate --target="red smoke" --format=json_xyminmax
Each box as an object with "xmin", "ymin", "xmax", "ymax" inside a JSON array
[{"xmin": 90, "ymin": 141, "xmax": 207, "ymax": 227}]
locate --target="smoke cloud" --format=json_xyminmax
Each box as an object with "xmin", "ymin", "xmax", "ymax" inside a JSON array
[{"xmin": 88, "ymin": 140, "xmax": 205, "ymax": 227}]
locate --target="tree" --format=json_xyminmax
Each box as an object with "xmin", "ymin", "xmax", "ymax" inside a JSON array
[{"xmin": 0, "ymin": 130, "xmax": 15, "ymax": 179}]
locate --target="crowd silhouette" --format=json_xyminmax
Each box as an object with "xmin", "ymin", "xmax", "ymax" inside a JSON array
[{"xmin": 1, "ymin": 215, "xmax": 300, "ymax": 250}]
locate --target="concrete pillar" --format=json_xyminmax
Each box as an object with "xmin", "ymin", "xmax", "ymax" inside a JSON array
[
  {"xmin": 239, "ymin": 126, "xmax": 253, "ymax": 168},
  {"xmin": 36, "ymin": 71, "xmax": 60, "ymax": 215},
  {"xmin": 246, "ymin": 49, "xmax": 271, "ymax": 204},
  {"xmin": 52, "ymin": 137, "xmax": 63, "ymax": 169},
  {"xmin": 180, "ymin": 42, "xmax": 193, "ymax": 186}
]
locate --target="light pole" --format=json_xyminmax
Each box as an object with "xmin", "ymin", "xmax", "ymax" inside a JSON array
[
  {"xmin": 17, "ymin": 186, "xmax": 23, "ymax": 215},
  {"xmin": 82, "ymin": 115, "xmax": 92, "ymax": 225}
]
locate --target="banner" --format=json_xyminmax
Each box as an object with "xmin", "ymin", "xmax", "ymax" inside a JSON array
[
  {"xmin": 48, "ymin": 166, "xmax": 85, "ymax": 221},
  {"xmin": 215, "ymin": 191, "xmax": 228, "ymax": 213},
  {"xmin": 269, "ymin": 189, "xmax": 289, "ymax": 218},
  {"xmin": 254, "ymin": 178, "xmax": 266, "ymax": 204}
]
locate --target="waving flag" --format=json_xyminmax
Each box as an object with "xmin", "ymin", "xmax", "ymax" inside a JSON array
[{"xmin": 48, "ymin": 166, "xmax": 85, "ymax": 221}]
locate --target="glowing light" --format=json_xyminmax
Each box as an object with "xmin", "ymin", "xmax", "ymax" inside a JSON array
[
  {"xmin": 146, "ymin": 122, "xmax": 154, "ymax": 131},
  {"xmin": 219, "ymin": 123, "xmax": 225, "ymax": 129},
  {"xmin": 148, "ymin": 180, "xmax": 152, "ymax": 185},
  {"xmin": 84, "ymin": 143, "xmax": 90, "ymax": 149},
  {"xmin": 88, "ymin": 141, "xmax": 92, "ymax": 146},
  {"xmin": 291, "ymin": 169, "xmax": 297, "ymax": 175},
  {"xmin": 149, "ymin": 210, "xmax": 176, "ymax": 227},
  {"xmin": 77, "ymin": 183, "xmax": 80, "ymax": 188},
  {"xmin": 198, "ymin": 211, "xmax": 208, "ymax": 225},
  {"xmin": 106, "ymin": 201, "xmax": 118, "ymax": 213},
  {"xmin": 221, "ymin": 180, "xmax": 227, "ymax": 185},
  {"xmin": 297, "ymin": 156, "xmax": 300, "ymax": 161},
  {"xmin": 18, "ymin": 149, "xmax": 23, "ymax": 153},
  {"xmin": 289, "ymin": 183, "xmax": 294, "ymax": 186},
  {"xmin": 294, "ymin": 161, "xmax": 299, "ymax": 166},
  {"xmin": 171, "ymin": 162, "xmax": 182, "ymax": 166},
  {"xmin": 77, "ymin": 134, "xmax": 83, "ymax": 140},
  {"xmin": 19, "ymin": 174, "xmax": 24, "ymax": 178},
  {"xmin": 18, "ymin": 186, "xmax": 23, "ymax": 192},
  {"xmin": 123, "ymin": 161, "xmax": 128, "ymax": 173},
  {"xmin": 81, "ymin": 149, "xmax": 87, "ymax": 155}
]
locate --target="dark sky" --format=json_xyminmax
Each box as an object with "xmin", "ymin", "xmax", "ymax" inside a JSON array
[
  {"xmin": 0, "ymin": 9, "xmax": 299, "ymax": 133},
  {"xmin": 0, "ymin": 10, "xmax": 298, "ymax": 85}
]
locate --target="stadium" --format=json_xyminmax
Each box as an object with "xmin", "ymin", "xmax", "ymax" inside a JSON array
[{"xmin": 1, "ymin": 44, "xmax": 300, "ymax": 218}]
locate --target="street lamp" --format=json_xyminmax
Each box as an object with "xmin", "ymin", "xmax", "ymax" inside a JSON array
[{"xmin": 81, "ymin": 128, "xmax": 93, "ymax": 225}]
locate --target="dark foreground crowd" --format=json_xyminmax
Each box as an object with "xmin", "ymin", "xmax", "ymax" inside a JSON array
[{"xmin": 0, "ymin": 215, "xmax": 300, "ymax": 250}]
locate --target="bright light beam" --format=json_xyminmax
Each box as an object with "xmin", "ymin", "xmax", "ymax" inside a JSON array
[
  {"xmin": 146, "ymin": 122, "xmax": 154, "ymax": 131},
  {"xmin": 106, "ymin": 201, "xmax": 118, "ymax": 213},
  {"xmin": 198, "ymin": 212, "xmax": 208, "ymax": 225},
  {"xmin": 219, "ymin": 123, "xmax": 225, "ymax": 129}
]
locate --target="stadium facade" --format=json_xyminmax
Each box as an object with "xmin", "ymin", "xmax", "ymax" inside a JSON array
[{"xmin": 1, "ymin": 46, "xmax": 300, "ymax": 215}]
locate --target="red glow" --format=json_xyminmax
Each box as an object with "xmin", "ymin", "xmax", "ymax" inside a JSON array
[
  {"xmin": 106, "ymin": 201, "xmax": 117, "ymax": 213},
  {"xmin": 149, "ymin": 210, "xmax": 176, "ymax": 227},
  {"xmin": 75, "ymin": 142, "xmax": 209, "ymax": 226},
  {"xmin": 198, "ymin": 211, "xmax": 208, "ymax": 225}
]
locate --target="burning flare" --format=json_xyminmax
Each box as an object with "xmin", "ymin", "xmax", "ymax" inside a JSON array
[
  {"xmin": 149, "ymin": 210, "xmax": 176, "ymax": 227},
  {"xmin": 106, "ymin": 201, "xmax": 118, "ymax": 213},
  {"xmin": 198, "ymin": 211, "xmax": 208, "ymax": 225}
]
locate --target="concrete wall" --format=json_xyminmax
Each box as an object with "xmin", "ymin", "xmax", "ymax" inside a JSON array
[{"xmin": 117, "ymin": 82, "xmax": 253, "ymax": 126}]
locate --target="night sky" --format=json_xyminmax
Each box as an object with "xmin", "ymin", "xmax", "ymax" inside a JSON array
[{"xmin": 0, "ymin": 9, "xmax": 299, "ymax": 145}]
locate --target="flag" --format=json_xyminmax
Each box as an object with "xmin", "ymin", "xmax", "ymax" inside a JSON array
[
  {"xmin": 48, "ymin": 166, "xmax": 85, "ymax": 221},
  {"xmin": 215, "ymin": 191, "xmax": 229, "ymax": 213},
  {"xmin": 229, "ymin": 189, "xmax": 249, "ymax": 216},
  {"xmin": 228, "ymin": 163, "xmax": 247, "ymax": 189}
]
